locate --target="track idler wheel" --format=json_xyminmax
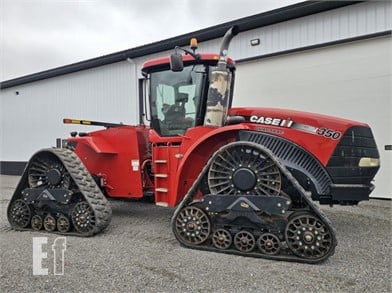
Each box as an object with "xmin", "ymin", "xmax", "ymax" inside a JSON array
[
  {"xmin": 43, "ymin": 214, "xmax": 56, "ymax": 232},
  {"xmin": 71, "ymin": 201, "xmax": 96, "ymax": 234},
  {"xmin": 257, "ymin": 233, "xmax": 280, "ymax": 255},
  {"xmin": 233, "ymin": 231, "xmax": 256, "ymax": 252},
  {"xmin": 285, "ymin": 213, "xmax": 334, "ymax": 260},
  {"xmin": 8, "ymin": 199, "xmax": 31, "ymax": 228},
  {"xmin": 212, "ymin": 229, "xmax": 232, "ymax": 249},
  {"xmin": 173, "ymin": 206, "xmax": 211, "ymax": 245},
  {"xmin": 31, "ymin": 215, "xmax": 43, "ymax": 231}
]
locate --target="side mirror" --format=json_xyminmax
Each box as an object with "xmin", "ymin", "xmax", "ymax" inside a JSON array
[{"xmin": 170, "ymin": 52, "xmax": 184, "ymax": 72}]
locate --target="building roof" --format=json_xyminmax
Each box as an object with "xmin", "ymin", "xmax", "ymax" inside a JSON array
[{"xmin": 0, "ymin": 1, "xmax": 359, "ymax": 90}]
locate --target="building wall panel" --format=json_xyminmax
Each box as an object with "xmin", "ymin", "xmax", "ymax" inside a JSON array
[
  {"xmin": 193, "ymin": 1, "xmax": 391, "ymax": 61},
  {"xmin": 0, "ymin": 61, "xmax": 137, "ymax": 161}
]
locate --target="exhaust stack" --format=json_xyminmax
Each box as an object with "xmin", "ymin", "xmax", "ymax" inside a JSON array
[
  {"xmin": 217, "ymin": 25, "xmax": 240, "ymax": 70},
  {"xmin": 204, "ymin": 26, "xmax": 239, "ymax": 127}
]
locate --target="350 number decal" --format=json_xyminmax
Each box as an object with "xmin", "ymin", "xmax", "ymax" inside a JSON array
[{"xmin": 316, "ymin": 128, "xmax": 341, "ymax": 140}]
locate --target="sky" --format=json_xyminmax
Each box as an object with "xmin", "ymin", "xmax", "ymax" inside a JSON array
[{"xmin": 0, "ymin": 0, "xmax": 302, "ymax": 81}]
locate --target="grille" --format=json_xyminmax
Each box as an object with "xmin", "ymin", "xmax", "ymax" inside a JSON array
[{"xmin": 326, "ymin": 126, "xmax": 379, "ymax": 184}]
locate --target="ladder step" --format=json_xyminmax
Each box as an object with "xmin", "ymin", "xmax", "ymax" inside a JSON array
[
  {"xmin": 155, "ymin": 173, "xmax": 168, "ymax": 178},
  {"xmin": 156, "ymin": 188, "xmax": 168, "ymax": 193},
  {"xmin": 155, "ymin": 160, "xmax": 167, "ymax": 164}
]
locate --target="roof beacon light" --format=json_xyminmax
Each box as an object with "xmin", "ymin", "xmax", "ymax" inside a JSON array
[{"xmin": 190, "ymin": 38, "xmax": 198, "ymax": 52}]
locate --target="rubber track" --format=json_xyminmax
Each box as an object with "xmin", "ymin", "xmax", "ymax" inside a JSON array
[
  {"xmin": 171, "ymin": 141, "xmax": 337, "ymax": 264},
  {"xmin": 7, "ymin": 148, "xmax": 112, "ymax": 236}
]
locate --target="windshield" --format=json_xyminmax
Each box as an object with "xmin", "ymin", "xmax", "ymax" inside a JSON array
[{"xmin": 149, "ymin": 65, "xmax": 206, "ymax": 136}]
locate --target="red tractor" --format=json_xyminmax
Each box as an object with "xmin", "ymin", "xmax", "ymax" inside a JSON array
[{"xmin": 7, "ymin": 26, "xmax": 380, "ymax": 263}]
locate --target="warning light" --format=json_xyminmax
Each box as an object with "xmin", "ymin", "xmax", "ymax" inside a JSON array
[{"xmin": 190, "ymin": 38, "xmax": 198, "ymax": 51}]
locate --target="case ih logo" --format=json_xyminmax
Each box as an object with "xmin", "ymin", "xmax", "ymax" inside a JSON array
[{"xmin": 248, "ymin": 115, "xmax": 293, "ymax": 128}]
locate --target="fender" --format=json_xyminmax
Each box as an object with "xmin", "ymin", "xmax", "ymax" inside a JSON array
[
  {"xmin": 170, "ymin": 124, "xmax": 250, "ymax": 206},
  {"xmin": 70, "ymin": 136, "xmax": 118, "ymax": 154}
]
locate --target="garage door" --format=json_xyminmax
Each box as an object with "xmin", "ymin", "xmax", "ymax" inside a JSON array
[{"xmin": 234, "ymin": 36, "xmax": 391, "ymax": 199}]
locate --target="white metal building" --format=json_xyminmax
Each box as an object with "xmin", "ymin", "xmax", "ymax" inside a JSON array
[{"xmin": 1, "ymin": 1, "xmax": 391, "ymax": 198}]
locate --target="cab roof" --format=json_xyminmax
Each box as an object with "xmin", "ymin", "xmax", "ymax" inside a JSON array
[{"xmin": 142, "ymin": 53, "xmax": 235, "ymax": 74}]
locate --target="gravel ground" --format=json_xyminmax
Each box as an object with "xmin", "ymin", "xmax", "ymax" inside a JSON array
[{"xmin": 0, "ymin": 175, "xmax": 391, "ymax": 292}]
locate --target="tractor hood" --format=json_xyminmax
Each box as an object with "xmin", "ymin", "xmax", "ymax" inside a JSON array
[
  {"xmin": 229, "ymin": 107, "xmax": 371, "ymax": 165},
  {"xmin": 229, "ymin": 107, "xmax": 368, "ymax": 131}
]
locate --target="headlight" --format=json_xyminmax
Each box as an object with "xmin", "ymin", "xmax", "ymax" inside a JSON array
[{"xmin": 359, "ymin": 157, "xmax": 380, "ymax": 167}]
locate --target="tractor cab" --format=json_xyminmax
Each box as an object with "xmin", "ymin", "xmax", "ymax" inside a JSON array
[{"xmin": 142, "ymin": 27, "xmax": 239, "ymax": 137}]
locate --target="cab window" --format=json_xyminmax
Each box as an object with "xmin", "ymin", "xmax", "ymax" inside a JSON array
[{"xmin": 149, "ymin": 65, "xmax": 206, "ymax": 136}]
